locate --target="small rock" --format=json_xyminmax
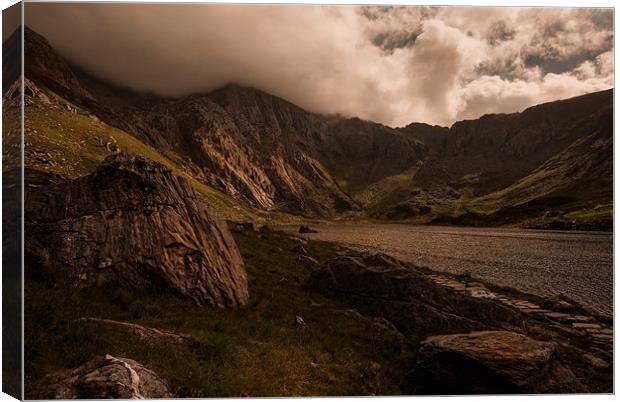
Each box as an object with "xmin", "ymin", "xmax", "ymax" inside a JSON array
[
  {"xmin": 572, "ymin": 323, "xmax": 602, "ymax": 330},
  {"xmin": 297, "ymin": 254, "xmax": 318, "ymax": 265},
  {"xmin": 545, "ymin": 312, "xmax": 572, "ymax": 321},
  {"xmin": 236, "ymin": 221, "xmax": 255, "ymax": 232},
  {"xmin": 299, "ymin": 225, "xmax": 317, "ymax": 234},
  {"xmin": 293, "ymin": 244, "xmax": 308, "ymax": 255},
  {"xmin": 582, "ymin": 353, "xmax": 609, "ymax": 369}
]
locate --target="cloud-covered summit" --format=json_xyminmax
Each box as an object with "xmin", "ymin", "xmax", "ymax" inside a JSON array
[{"xmin": 25, "ymin": 4, "xmax": 612, "ymax": 127}]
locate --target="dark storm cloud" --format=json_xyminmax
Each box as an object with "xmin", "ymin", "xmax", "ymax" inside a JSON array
[
  {"xmin": 372, "ymin": 31, "xmax": 419, "ymax": 53},
  {"xmin": 24, "ymin": 4, "xmax": 613, "ymax": 127},
  {"xmin": 486, "ymin": 21, "xmax": 516, "ymax": 45}
]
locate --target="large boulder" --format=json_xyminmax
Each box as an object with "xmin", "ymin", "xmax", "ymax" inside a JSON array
[
  {"xmin": 52, "ymin": 354, "xmax": 171, "ymax": 399},
  {"xmin": 306, "ymin": 254, "xmax": 524, "ymax": 336},
  {"xmin": 417, "ymin": 331, "xmax": 586, "ymax": 394},
  {"xmin": 25, "ymin": 153, "xmax": 249, "ymax": 308}
]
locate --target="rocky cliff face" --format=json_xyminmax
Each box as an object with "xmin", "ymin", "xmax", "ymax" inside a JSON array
[
  {"xmin": 18, "ymin": 26, "xmax": 613, "ymax": 225},
  {"xmin": 25, "ymin": 153, "xmax": 249, "ymax": 308}
]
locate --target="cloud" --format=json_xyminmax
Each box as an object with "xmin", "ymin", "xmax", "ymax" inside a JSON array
[{"xmin": 24, "ymin": 4, "xmax": 613, "ymax": 127}]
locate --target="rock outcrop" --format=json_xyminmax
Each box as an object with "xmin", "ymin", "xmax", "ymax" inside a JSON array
[
  {"xmin": 52, "ymin": 354, "xmax": 171, "ymax": 399},
  {"xmin": 306, "ymin": 253, "xmax": 524, "ymax": 336},
  {"xmin": 417, "ymin": 331, "xmax": 585, "ymax": 394},
  {"xmin": 25, "ymin": 153, "xmax": 249, "ymax": 308},
  {"xmin": 77, "ymin": 318, "xmax": 198, "ymax": 349}
]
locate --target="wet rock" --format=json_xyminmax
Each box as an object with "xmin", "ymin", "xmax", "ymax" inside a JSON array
[
  {"xmin": 25, "ymin": 153, "xmax": 249, "ymax": 308},
  {"xmin": 417, "ymin": 331, "xmax": 586, "ymax": 394},
  {"xmin": 52, "ymin": 354, "xmax": 171, "ymax": 399},
  {"xmin": 307, "ymin": 253, "xmax": 524, "ymax": 336}
]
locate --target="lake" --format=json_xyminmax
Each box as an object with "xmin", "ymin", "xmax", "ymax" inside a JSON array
[{"xmin": 282, "ymin": 224, "xmax": 613, "ymax": 318}]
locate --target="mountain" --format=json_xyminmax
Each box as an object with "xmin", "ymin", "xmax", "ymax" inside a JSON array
[
  {"xmin": 9, "ymin": 26, "xmax": 613, "ymax": 228},
  {"xmin": 384, "ymin": 90, "xmax": 613, "ymax": 227}
]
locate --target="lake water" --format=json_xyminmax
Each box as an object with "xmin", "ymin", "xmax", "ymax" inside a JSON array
[{"xmin": 282, "ymin": 224, "xmax": 613, "ymax": 318}]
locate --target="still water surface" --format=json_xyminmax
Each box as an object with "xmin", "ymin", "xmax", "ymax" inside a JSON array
[{"xmin": 282, "ymin": 224, "xmax": 613, "ymax": 318}]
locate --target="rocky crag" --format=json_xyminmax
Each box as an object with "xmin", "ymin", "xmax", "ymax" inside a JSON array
[
  {"xmin": 12, "ymin": 26, "xmax": 613, "ymax": 227},
  {"xmin": 25, "ymin": 153, "xmax": 249, "ymax": 308}
]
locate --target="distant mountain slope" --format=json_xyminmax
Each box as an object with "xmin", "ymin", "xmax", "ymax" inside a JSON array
[
  {"xmin": 12, "ymin": 26, "xmax": 613, "ymax": 227},
  {"xmin": 378, "ymin": 89, "xmax": 613, "ymax": 228}
]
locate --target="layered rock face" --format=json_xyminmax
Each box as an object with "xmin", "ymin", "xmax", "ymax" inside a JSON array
[
  {"xmin": 19, "ymin": 26, "xmax": 612, "ymax": 223},
  {"xmin": 53, "ymin": 355, "xmax": 171, "ymax": 399},
  {"xmin": 306, "ymin": 254, "xmax": 523, "ymax": 336},
  {"xmin": 417, "ymin": 331, "xmax": 585, "ymax": 394},
  {"xmin": 25, "ymin": 153, "xmax": 249, "ymax": 308}
]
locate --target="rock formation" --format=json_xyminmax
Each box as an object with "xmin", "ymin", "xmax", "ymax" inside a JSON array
[
  {"xmin": 52, "ymin": 354, "xmax": 171, "ymax": 399},
  {"xmin": 306, "ymin": 253, "xmax": 524, "ymax": 336},
  {"xmin": 25, "ymin": 153, "xmax": 249, "ymax": 308},
  {"xmin": 76, "ymin": 318, "xmax": 198, "ymax": 349},
  {"xmin": 18, "ymin": 26, "xmax": 613, "ymax": 225},
  {"xmin": 417, "ymin": 331, "xmax": 585, "ymax": 394}
]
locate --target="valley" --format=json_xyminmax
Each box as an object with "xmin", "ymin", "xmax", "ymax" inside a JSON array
[
  {"xmin": 5, "ymin": 26, "xmax": 613, "ymax": 230},
  {"xmin": 3, "ymin": 23, "xmax": 614, "ymax": 397}
]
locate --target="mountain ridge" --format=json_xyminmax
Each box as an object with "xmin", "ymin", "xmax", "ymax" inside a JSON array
[{"xmin": 10, "ymin": 26, "xmax": 614, "ymax": 228}]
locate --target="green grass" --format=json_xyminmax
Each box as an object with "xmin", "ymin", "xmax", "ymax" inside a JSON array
[
  {"xmin": 22, "ymin": 89, "xmax": 308, "ymax": 224},
  {"xmin": 25, "ymin": 229, "xmax": 413, "ymax": 398}
]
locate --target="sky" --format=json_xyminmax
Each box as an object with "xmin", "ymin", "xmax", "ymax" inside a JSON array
[{"xmin": 24, "ymin": 4, "xmax": 613, "ymax": 127}]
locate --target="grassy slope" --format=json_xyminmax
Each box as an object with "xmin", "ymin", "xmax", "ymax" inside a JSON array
[
  {"xmin": 22, "ymin": 88, "xmax": 305, "ymax": 224},
  {"xmin": 25, "ymin": 230, "xmax": 413, "ymax": 398}
]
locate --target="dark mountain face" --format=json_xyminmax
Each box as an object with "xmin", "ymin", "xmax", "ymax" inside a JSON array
[{"xmin": 16, "ymin": 26, "xmax": 613, "ymax": 226}]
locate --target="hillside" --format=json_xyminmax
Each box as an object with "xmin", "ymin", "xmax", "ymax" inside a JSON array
[{"xmin": 9, "ymin": 26, "xmax": 614, "ymax": 229}]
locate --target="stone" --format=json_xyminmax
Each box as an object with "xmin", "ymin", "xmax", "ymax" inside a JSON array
[
  {"xmin": 417, "ymin": 331, "xmax": 585, "ymax": 394},
  {"xmin": 542, "ymin": 296, "xmax": 577, "ymax": 313},
  {"xmin": 569, "ymin": 315, "xmax": 595, "ymax": 322},
  {"xmin": 77, "ymin": 317, "xmax": 197, "ymax": 348},
  {"xmin": 297, "ymin": 255, "xmax": 319, "ymax": 265},
  {"xmin": 572, "ymin": 323, "xmax": 602, "ymax": 330},
  {"xmin": 590, "ymin": 333, "xmax": 613, "ymax": 341},
  {"xmin": 293, "ymin": 244, "xmax": 308, "ymax": 255},
  {"xmin": 235, "ymin": 221, "xmax": 255, "ymax": 232},
  {"xmin": 522, "ymin": 309, "xmax": 552, "ymax": 314},
  {"xmin": 307, "ymin": 254, "xmax": 524, "ymax": 337},
  {"xmin": 25, "ymin": 153, "xmax": 249, "ymax": 308},
  {"xmin": 298, "ymin": 225, "xmax": 317, "ymax": 234},
  {"xmin": 52, "ymin": 354, "xmax": 171, "ymax": 399},
  {"xmin": 582, "ymin": 353, "xmax": 610, "ymax": 370},
  {"xmin": 544, "ymin": 312, "xmax": 572, "ymax": 321},
  {"xmin": 467, "ymin": 287, "xmax": 497, "ymax": 299}
]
